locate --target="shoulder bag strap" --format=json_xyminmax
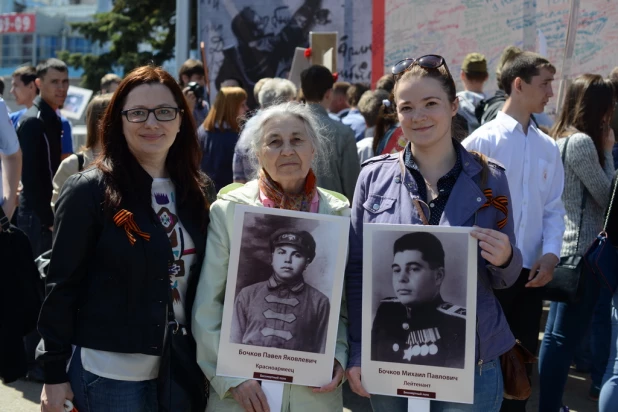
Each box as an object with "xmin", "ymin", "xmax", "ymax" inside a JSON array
[
  {"xmin": 602, "ymin": 175, "xmax": 618, "ymax": 232},
  {"xmin": 562, "ymin": 136, "xmax": 587, "ymax": 252},
  {"xmin": 76, "ymin": 153, "xmax": 85, "ymax": 172}
]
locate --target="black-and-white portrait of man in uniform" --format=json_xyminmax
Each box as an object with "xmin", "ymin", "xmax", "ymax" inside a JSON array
[
  {"xmin": 371, "ymin": 232, "xmax": 467, "ymax": 369},
  {"xmin": 230, "ymin": 227, "xmax": 330, "ymax": 354}
]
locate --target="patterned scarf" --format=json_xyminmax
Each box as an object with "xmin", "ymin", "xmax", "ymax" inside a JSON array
[{"xmin": 258, "ymin": 169, "xmax": 317, "ymax": 212}]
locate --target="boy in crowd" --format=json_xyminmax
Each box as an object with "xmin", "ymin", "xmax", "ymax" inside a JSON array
[
  {"xmin": 462, "ymin": 51, "xmax": 566, "ymax": 412},
  {"xmin": 10, "ymin": 65, "xmax": 73, "ymax": 159},
  {"xmin": 178, "ymin": 58, "xmax": 210, "ymax": 126},
  {"xmin": 457, "ymin": 53, "xmax": 488, "ymax": 133},
  {"xmin": 15, "ymin": 59, "xmax": 69, "ymax": 257},
  {"xmin": 342, "ymin": 83, "xmax": 370, "ymax": 141},
  {"xmin": 300, "ymin": 65, "xmax": 360, "ymax": 201},
  {"xmin": 328, "ymin": 81, "xmax": 351, "ymax": 120},
  {"xmin": 99, "ymin": 73, "xmax": 121, "ymax": 94}
]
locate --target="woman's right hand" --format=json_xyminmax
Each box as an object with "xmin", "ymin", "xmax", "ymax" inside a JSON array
[
  {"xmin": 230, "ymin": 380, "xmax": 270, "ymax": 412},
  {"xmin": 346, "ymin": 366, "xmax": 370, "ymax": 398},
  {"xmin": 40, "ymin": 382, "xmax": 73, "ymax": 412},
  {"xmin": 604, "ymin": 127, "xmax": 616, "ymax": 152}
]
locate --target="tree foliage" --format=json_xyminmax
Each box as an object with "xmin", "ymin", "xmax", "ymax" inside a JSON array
[{"xmin": 58, "ymin": 0, "xmax": 197, "ymax": 91}]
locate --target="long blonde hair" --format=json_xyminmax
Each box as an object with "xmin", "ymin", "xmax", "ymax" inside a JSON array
[{"xmin": 203, "ymin": 86, "xmax": 247, "ymax": 132}]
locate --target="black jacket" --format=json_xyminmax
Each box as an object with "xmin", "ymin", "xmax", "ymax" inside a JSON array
[
  {"xmin": 16, "ymin": 96, "xmax": 62, "ymax": 227},
  {"xmin": 36, "ymin": 166, "xmax": 209, "ymax": 384}
]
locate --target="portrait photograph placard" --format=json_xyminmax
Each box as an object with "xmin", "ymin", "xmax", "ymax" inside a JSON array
[
  {"xmin": 362, "ymin": 224, "xmax": 478, "ymax": 404},
  {"xmin": 60, "ymin": 85, "xmax": 93, "ymax": 120},
  {"xmin": 217, "ymin": 205, "xmax": 350, "ymax": 387}
]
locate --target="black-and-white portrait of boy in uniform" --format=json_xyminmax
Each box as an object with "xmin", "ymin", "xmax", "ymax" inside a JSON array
[
  {"xmin": 229, "ymin": 211, "xmax": 337, "ymax": 354},
  {"xmin": 371, "ymin": 231, "xmax": 467, "ymax": 369}
]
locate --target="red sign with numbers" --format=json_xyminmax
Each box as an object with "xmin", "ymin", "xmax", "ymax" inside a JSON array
[{"xmin": 0, "ymin": 13, "xmax": 36, "ymax": 34}]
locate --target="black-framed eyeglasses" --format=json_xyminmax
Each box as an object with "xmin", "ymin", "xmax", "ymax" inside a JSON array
[
  {"xmin": 121, "ymin": 107, "xmax": 182, "ymax": 123},
  {"xmin": 391, "ymin": 55, "xmax": 448, "ymax": 82}
]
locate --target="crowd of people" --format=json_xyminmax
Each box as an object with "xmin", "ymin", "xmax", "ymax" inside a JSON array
[{"xmin": 0, "ymin": 45, "xmax": 618, "ymax": 412}]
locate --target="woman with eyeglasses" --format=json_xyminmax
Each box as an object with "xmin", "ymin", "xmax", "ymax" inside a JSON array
[
  {"xmin": 37, "ymin": 65, "xmax": 213, "ymax": 412},
  {"xmin": 345, "ymin": 56, "xmax": 523, "ymax": 412}
]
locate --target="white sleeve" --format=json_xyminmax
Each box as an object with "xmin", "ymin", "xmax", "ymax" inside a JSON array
[
  {"xmin": 0, "ymin": 100, "xmax": 19, "ymax": 156},
  {"xmin": 461, "ymin": 132, "xmax": 485, "ymax": 153},
  {"xmin": 542, "ymin": 143, "xmax": 566, "ymax": 258}
]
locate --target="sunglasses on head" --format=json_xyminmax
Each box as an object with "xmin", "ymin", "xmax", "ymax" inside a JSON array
[{"xmin": 391, "ymin": 55, "xmax": 448, "ymax": 82}]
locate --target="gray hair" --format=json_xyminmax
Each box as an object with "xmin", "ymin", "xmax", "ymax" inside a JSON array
[
  {"xmin": 236, "ymin": 102, "xmax": 329, "ymax": 180},
  {"xmin": 258, "ymin": 78, "xmax": 298, "ymax": 108}
]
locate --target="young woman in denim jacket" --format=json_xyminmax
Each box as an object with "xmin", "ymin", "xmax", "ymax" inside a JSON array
[{"xmin": 344, "ymin": 56, "xmax": 523, "ymax": 412}]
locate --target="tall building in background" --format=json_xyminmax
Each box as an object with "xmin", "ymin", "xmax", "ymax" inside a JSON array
[{"xmin": 0, "ymin": 0, "xmax": 111, "ymax": 79}]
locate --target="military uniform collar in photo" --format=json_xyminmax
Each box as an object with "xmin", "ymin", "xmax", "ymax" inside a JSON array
[{"xmin": 371, "ymin": 297, "xmax": 466, "ymax": 369}]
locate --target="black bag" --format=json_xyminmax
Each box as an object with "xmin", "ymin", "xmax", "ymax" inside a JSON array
[
  {"xmin": 157, "ymin": 305, "xmax": 208, "ymax": 411},
  {"xmin": 0, "ymin": 209, "xmax": 43, "ymax": 383},
  {"xmin": 540, "ymin": 136, "xmax": 586, "ymax": 303}
]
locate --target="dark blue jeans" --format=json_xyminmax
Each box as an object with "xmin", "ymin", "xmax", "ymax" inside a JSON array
[
  {"xmin": 599, "ymin": 293, "xmax": 618, "ymax": 412},
  {"xmin": 68, "ymin": 347, "xmax": 158, "ymax": 412},
  {"xmin": 538, "ymin": 268, "xmax": 600, "ymax": 411},
  {"xmin": 591, "ymin": 286, "xmax": 613, "ymax": 387},
  {"xmin": 370, "ymin": 359, "xmax": 503, "ymax": 412},
  {"xmin": 572, "ymin": 284, "xmax": 612, "ymax": 385}
]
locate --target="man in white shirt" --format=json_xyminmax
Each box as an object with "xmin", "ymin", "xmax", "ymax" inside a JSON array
[
  {"xmin": 0, "ymin": 97, "xmax": 22, "ymax": 229},
  {"xmin": 462, "ymin": 51, "xmax": 566, "ymax": 412}
]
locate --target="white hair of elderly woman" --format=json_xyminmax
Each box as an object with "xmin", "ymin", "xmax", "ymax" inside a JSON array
[
  {"xmin": 236, "ymin": 101, "xmax": 330, "ymax": 180},
  {"xmin": 258, "ymin": 78, "xmax": 298, "ymax": 108}
]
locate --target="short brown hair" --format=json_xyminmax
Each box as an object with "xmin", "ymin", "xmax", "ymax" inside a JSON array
[
  {"xmin": 376, "ymin": 75, "xmax": 395, "ymax": 93},
  {"xmin": 332, "ymin": 81, "xmax": 350, "ymax": 96},
  {"xmin": 203, "ymin": 86, "xmax": 247, "ymax": 132},
  {"xmin": 178, "ymin": 59, "xmax": 205, "ymax": 86},
  {"xmin": 346, "ymin": 83, "xmax": 370, "ymax": 107},
  {"xmin": 12, "ymin": 65, "xmax": 37, "ymax": 86},
  {"xmin": 500, "ymin": 52, "xmax": 555, "ymax": 95}
]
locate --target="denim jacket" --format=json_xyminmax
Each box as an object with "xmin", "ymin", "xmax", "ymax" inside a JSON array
[{"xmin": 345, "ymin": 141, "xmax": 523, "ymax": 368}]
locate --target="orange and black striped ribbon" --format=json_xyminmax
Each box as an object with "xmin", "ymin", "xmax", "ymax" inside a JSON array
[
  {"xmin": 480, "ymin": 188, "xmax": 509, "ymax": 229},
  {"xmin": 113, "ymin": 209, "xmax": 151, "ymax": 246}
]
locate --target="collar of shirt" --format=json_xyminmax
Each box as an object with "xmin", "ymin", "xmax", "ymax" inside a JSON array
[
  {"xmin": 403, "ymin": 140, "xmax": 463, "ymax": 205},
  {"xmin": 267, "ymin": 275, "xmax": 305, "ymax": 293},
  {"xmin": 259, "ymin": 188, "xmax": 320, "ymax": 213},
  {"xmin": 495, "ymin": 111, "xmax": 539, "ymax": 136}
]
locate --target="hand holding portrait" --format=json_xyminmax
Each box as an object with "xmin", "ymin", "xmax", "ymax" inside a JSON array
[
  {"xmin": 471, "ymin": 226, "xmax": 512, "ymax": 267},
  {"xmin": 346, "ymin": 366, "xmax": 370, "ymax": 398},
  {"xmin": 230, "ymin": 380, "xmax": 270, "ymax": 412},
  {"xmin": 312, "ymin": 359, "xmax": 344, "ymax": 393}
]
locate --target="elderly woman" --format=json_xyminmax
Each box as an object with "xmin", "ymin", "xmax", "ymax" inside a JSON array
[
  {"xmin": 193, "ymin": 101, "xmax": 349, "ymax": 412},
  {"xmin": 37, "ymin": 66, "xmax": 212, "ymax": 412},
  {"xmin": 233, "ymin": 78, "xmax": 298, "ymax": 184}
]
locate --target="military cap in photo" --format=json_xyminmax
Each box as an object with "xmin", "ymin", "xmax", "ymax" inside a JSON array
[
  {"xmin": 461, "ymin": 53, "xmax": 488, "ymax": 74},
  {"xmin": 270, "ymin": 228, "xmax": 316, "ymax": 261}
]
